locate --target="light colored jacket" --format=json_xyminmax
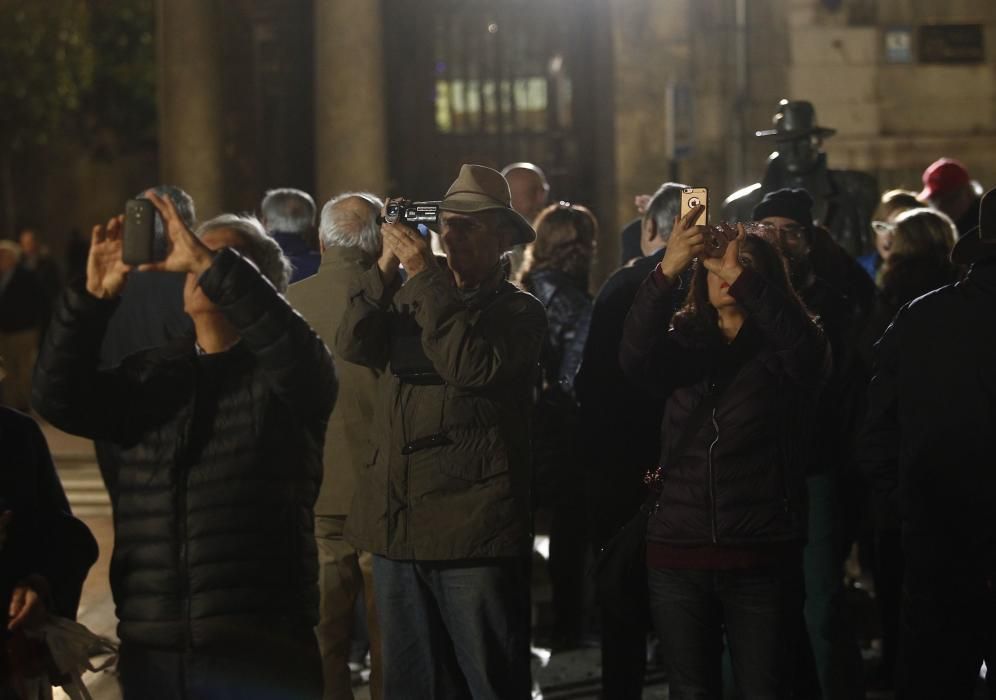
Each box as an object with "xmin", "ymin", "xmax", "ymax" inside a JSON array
[{"xmin": 288, "ymin": 246, "xmax": 381, "ymax": 517}]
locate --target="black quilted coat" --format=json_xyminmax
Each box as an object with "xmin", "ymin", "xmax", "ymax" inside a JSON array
[
  {"xmin": 32, "ymin": 249, "xmax": 337, "ymax": 650},
  {"xmin": 620, "ymin": 267, "xmax": 829, "ymax": 546}
]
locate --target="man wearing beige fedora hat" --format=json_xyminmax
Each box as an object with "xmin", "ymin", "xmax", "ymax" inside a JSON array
[
  {"xmin": 861, "ymin": 187, "xmax": 996, "ymax": 697},
  {"xmin": 335, "ymin": 164, "xmax": 547, "ymax": 699}
]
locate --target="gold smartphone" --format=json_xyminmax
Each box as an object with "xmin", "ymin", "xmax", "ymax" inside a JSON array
[{"xmin": 679, "ymin": 187, "xmax": 709, "ymax": 226}]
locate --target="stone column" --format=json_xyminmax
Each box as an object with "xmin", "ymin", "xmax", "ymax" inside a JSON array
[
  {"xmin": 156, "ymin": 0, "xmax": 223, "ymax": 219},
  {"xmin": 314, "ymin": 0, "xmax": 390, "ymax": 203}
]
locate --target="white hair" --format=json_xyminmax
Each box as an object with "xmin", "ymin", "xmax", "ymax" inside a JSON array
[
  {"xmin": 196, "ymin": 214, "xmax": 292, "ymax": 292},
  {"xmin": 260, "ymin": 188, "xmax": 316, "ymax": 234},
  {"xmin": 501, "ymin": 162, "xmax": 550, "ymax": 192},
  {"xmin": 319, "ymin": 192, "xmax": 384, "ymax": 255}
]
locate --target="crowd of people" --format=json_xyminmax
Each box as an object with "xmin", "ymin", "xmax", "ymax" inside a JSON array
[{"xmin": 2, "ymin": 100, "xmax": 995, "ymax": 700}]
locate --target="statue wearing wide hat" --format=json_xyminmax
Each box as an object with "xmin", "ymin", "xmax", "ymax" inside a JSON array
[{"xmin": 723, "ymin": 99, "xmax": 879, "ymax": 257}]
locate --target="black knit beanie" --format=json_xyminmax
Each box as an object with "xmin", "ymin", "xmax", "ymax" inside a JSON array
[{"xmin": 752, "ymin": 188, "xmax": 814, "ymax": 225}]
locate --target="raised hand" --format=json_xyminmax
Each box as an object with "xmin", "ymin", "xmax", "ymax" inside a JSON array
[
  {"xmin": 702, "ymin": 223, "xmax": 747, "ymax": 284},
  {"xmin": 658, "ymin": 204, "xmax": 706, "ymax": 279},
  {"xmin": 381, "ymin": 220, "xmax": 435, "ymax": 278},
  {"xmin": 138, "ymin": 190, "xmax": 214, "ymax": 277},
  {"xmin": 86, "ymin": 216, "xmax": 132, "ymax": 299}
]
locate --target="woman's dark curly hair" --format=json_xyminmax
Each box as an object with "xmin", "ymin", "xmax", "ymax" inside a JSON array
[
  {"xmin": 672, "ymin": 233, "xmax": 811, "ymax": 345},
  {"xmin": 517, "ymin": 203, "xmax": 598, "ymax": 289}
]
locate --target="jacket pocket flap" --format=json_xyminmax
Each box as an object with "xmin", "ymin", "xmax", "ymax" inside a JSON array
[{"xmin": 433, "ymin": 425, "xmax": 510, "ymax": 482}]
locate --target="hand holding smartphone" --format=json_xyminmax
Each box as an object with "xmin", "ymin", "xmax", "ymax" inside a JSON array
[
  {"xmin": 122, "ymin": 198, "xmax": 157, "ymax": 266},
  {"xmin": 679, "ymin": 187, "xmax": 708, "ymax": 227}
]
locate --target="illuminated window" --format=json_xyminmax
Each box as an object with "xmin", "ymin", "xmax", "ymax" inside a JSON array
[{"xmin": 434, "ymin": 77, "xmax": 552, "ymax": 134}]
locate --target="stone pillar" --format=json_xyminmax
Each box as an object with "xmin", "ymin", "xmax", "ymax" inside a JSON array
[
  {"xmin": 156, "ymin": 0, "xmax": 223, "ymax": 219},
  {"xmin": 314, "ymin": 0, "xmax": 390, "ymax": 203}
]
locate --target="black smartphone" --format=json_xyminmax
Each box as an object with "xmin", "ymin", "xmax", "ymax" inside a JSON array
[{"xmin": 122, "ymin": 198, "xmax": 157, "ymax": 266}]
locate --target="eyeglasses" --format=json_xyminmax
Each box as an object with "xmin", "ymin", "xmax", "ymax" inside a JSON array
[
  {"xmin": 758, "ymin": 222, "xmax": 807, "ymax": 238},
  {"xmin": 872, "ymin": 221, "xmax": 896, "ymax": 237}
]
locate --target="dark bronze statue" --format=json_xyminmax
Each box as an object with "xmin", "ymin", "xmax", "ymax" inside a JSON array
[{"xmin": 723, "ymin": 100, "xmax": 879, "ymax": 257}]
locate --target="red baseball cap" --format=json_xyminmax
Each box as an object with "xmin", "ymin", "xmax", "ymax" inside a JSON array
[{"xmin": 918, "ymin": 158, "xmax": 970, "ymax": 202}]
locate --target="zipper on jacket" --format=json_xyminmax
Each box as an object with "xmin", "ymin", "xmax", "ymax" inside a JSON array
[
  {"xmin": 176, "ymin": 372, "xmax": 195, "ymax": 651},
  {"xmin": 178, "ymin": 463, "xmax": 191, "ymax": 649},
  {"xmin": 707, "ymin": 407, "xmax": 720, "ymax": 544}
]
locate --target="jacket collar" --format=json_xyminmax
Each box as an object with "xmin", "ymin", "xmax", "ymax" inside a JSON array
[
  {"xmin": 966, "ymin": 260, "xmax": 996, "ymax": 296},
  {"xmin": 454, "ymin": 261, "xmax": 509, "ymax": 310},
  {"xmin": 271, "ymin": 231, "xmax": 315, "ymax": 258}
]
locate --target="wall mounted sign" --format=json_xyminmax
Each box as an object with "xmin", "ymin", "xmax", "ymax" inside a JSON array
[
  {"xmin": 919, "ymin": 24, "xmax": 985, "ymax": 64},
  {"xmin": 884, "ymin": 26, "xmax": 914, "ymax": 64}
]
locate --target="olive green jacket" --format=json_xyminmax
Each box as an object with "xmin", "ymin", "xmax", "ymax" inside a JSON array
[
  {"xmin": 335, "ymin": 260, "xmax": 546, "ymax": 560},
  {"xmin": 287, "ymin": 247, "xmax": 382, "ymax": 517}
]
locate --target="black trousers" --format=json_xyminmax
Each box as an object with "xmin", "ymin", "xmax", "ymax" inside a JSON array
[
  {"xmin": 118, "ymin": 630, "xmax": 322, "ymax": 700},
  {"xmin": 897, "ymin": 564, "xmax": 996, "ymax": 700}
]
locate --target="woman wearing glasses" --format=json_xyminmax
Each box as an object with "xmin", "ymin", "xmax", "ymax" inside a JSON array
[
  {"xmin": 620, "ymin": 206, "xmax": 829, "ymax": 699},
  {"xmin": 858, "ymin": 189, "xmax": 922, "ymax": 282}
]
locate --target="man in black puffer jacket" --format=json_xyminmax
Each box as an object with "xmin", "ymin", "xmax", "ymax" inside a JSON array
[{"xmin": 32, "ymin": 194, "xmax": 337, "ymax": 699}]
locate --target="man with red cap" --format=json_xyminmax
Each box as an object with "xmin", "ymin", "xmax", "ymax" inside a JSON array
[{"xmin": 918, "ymin": 158, "xmax": 982, "ymax": 239}]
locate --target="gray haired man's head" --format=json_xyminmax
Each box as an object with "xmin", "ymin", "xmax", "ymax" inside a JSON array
[
  {"xmin": 319, "ymin": 192, "xmax": 384, "ymax": 256},
  {"xmin": 501, "ymin": 162, "xmax": 550, "ymax": 224},
  {"xmin": 260, "ymin": 188, "xmax": 317, "ymax": 236},
  {"xmin": 136, "ymin": 185, "xmax": 196, "ymax": 257},
  {"xmin": 196, "ymin": 214, "xmax": 292, "ymax": 292},
  {"xmin": 643, "ymin": 182, "xmax": 689, "ymax": 254}
]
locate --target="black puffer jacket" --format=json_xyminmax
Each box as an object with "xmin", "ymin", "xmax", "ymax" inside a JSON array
[
  {"xmin": 33, "ymin": 249, "xmax": 337, "ymax": 650},
  {"xmin": 861, "ymin": 262, "xmax": 996, "ymax": 571},
  {"xmin": 620, "ymin": 267, "xmax": 829, "ymax": 546}
]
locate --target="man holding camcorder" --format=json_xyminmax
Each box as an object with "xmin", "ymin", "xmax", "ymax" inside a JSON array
[{"xmin": 336, "ymin": 164, "xmax": 547, "ymax": 699}]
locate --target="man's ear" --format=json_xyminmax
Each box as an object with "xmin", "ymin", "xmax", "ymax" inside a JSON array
[{"xmin": 642, "ymin": 217, "xmax": 657, "ymax": 243}]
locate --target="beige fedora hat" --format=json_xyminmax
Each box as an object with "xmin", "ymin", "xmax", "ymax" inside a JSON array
[{"xmin": 439, "ymin": 164, "xmax": 536, "ymax": 245}]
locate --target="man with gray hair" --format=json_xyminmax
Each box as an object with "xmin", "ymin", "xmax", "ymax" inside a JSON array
[
  {"xmin": 34, "ymin": 194, "xmax": 336, "ymax": 698},
  {"xmin": 501, "ymin": 162, "xmax": 550, "ymax": 277},
  {"xmin": 261, "ymin": 187, "xmax": 321, "ymax": 283},
  {"xmin": 198, "ymin": 214, "xmax": 292, "ymax": 292},
  {"xmin": 287, "ymin": 192, "xmax": 385, "ymax": 700},
  {"xmin": 576, "ymin": 182, "xmax": 688, "ymax": 700}
]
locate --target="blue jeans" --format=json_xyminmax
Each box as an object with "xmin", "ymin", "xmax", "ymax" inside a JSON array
[
  {"xmin": 371, "ymin": 555, "xmax": 531, "ymax": 700},
  {"xmin": 648, "ymin": 562, "xmax": 803, "ymax": 700}
]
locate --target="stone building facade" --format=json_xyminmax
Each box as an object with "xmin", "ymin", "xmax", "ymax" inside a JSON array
[{"xmin": 18, "ymin": 0, "xmax": 996, "ymax": 284}]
